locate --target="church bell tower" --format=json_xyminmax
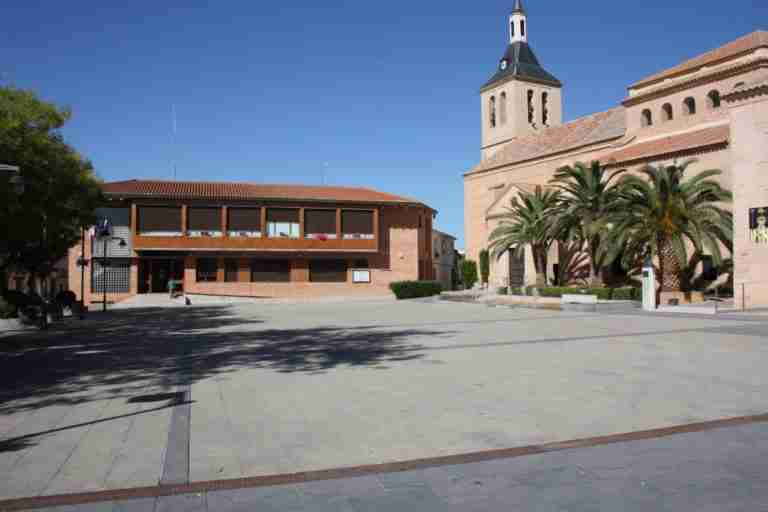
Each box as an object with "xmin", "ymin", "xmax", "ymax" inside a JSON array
[{"xmin": 480, "ymin": 1, "xmax": 563, "ymax": 159}]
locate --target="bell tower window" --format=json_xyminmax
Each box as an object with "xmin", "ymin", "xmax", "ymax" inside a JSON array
[
  {"xmin": 527, "ymin": 90, "xmax": 535, "ymax": 125},
  {"xmin": 541, "ymin": 92, "xmax": 549, "ymax": 126},
  {"xmin": 499, "ymin": 92, "xmax": 507, "ymax": 125},
  {"xmin": 521, "ymin": 20, "xmax": 526, "ymax": 38},
  {"xmin": 489, "ymin": 96, "xmax": 497, "ymax": 128}
]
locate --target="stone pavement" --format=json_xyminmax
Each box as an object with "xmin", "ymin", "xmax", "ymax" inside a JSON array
[
  {"xmin": 25, "ymin": 419, "xmax": 768, "ymax": 511},
  {"xmin": 2, "ymin": 300, "xmax": 768, "ymax": 507}
]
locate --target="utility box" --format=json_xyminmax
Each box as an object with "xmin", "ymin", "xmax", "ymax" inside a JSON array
[{"xmin": 642, "ymin": 257, "xmax": 656, "ymax": 311}]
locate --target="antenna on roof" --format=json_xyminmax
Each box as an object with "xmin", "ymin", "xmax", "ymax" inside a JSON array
[{"xmin": 171, "ymin": 103, "xmax": 178, "ymax": 180}]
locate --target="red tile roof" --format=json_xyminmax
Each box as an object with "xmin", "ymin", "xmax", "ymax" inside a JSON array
[
  {"xmin": 631, "ymin": 31, "xmax": 768, "ymax": 90},
  {"xmin": 602, "ymin": 125, "xmax": 730, "ymax": 167},
  {"xmin": 467, "ymin": 107, "xmax": 626, "ymax": 175},
  {"xmin": 103, "ymin": 180, "xmax": 431, "ymax": 208}
]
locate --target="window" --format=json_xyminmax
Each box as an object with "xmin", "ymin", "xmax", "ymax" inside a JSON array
[
  {"xmin": 541, "ymin": 92, "xmax": 549, "ymax": 126},
  {"xmin": 489, "ymin": 96, "xmax": 496, "ymax": 128},
  {"xmin": 187, "ymin": 207, "xmax": 222, "ymax": 237},
  {"xmin": 641, "ymin": 109, "xmax": 653, "ymax": 127},
  {"xmin": 707, "ymin": 90, "xmax": 721, "ymax": 109},
  {"xmin": 499, "ymin": 92, "xmax": 507, "ymax": 125},
  {"xmin": 305, "ymin": 209, "xmax": 337, "ymax": 239},
  {"xmin": 352, "ymin": 260, "xmax": 371, "ymax": 284},
  {"xmin": 662, "ymin": 103, "xmax": 674, "ymax": 122},
  {"xmin": 137, "ymin": 206, "xmax": 182, "ymax": 236},
  {"xmin": 683, "ymin": 97, "xmax": 696, "ymax": 116},
  {"xmin": 266, "ymin": 209, "xmax": 299, "ymax": 238},
  {"xmin": 342, "ymin": 210, "xmax": 374, "ymax": 239},
  {"xmin": 521, "ymin": 20, "xmax": 525, "ymax": 37},
  {"xmin": 224, "ymin": 259, "xmax": 239, "ymax": 282},
  {"xmin": 228, "ymin": 207, "xmax": 261, "ymax": 238},
  {"xmin": 510, "ymin": 20, "xmax": 515, "ymax": 38},
  {"xmin": 196, "ymin": 258, "xmax": 218, "ymax": 282},
  {"xmin": 310, "ymin": 260, "xmax": 347, "ymax": 283},
  {"xmin": 92, "ymin": 259, "xmax": 130, "ymax": 293},
  {"xmin": 251, "ymin": 259, "xmax": 290, "ymax": 282},
  {"xmin": 527, "ymin": 90, "xmax": 535, "ymax": 125}
]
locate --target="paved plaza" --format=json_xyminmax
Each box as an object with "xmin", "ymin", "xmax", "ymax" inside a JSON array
[{"xmin": 1, "ymin": 300, "xmax": 768, "ymax": 509}]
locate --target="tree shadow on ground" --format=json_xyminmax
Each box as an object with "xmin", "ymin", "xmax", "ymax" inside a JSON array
[{"xmin": 0, "ymin": 305, "xmax": 448, "ymax": 417}]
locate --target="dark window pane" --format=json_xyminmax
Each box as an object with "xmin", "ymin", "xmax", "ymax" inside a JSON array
[
  {"xmin": 341, "ymin": 210, "xmax": 374, "ymax": 235},
  {"xmin": 310, "ymin": 260, "xmax": 347, "ymax": 283},
  {"xmin": 196, "ymin": 258, "xmax": 218, "ymax": 282},
  {"xmin": 228, "ymin": 208, "xmax": 261, "ymax": 231},
  {"xmin": 188, "ymin": 207, "xmax": 221, "ymax": 231},
  {"xmin": 138, "ymin": 206, "xmax": 182, "ymax": 233},
  {"xmin": 267, "ymin": 209, "xmax": 299, "ymax": 223},
  {"xmin": 305, "ymin": 210, "xmax": 336, "ymax": 234},
  {"xmin": 225, "ymin": 260, "xmax": 239, "ymax": 282},
  {"xmin": 251, "ymin": 259, "xmax": 291, "ymax": 282}
]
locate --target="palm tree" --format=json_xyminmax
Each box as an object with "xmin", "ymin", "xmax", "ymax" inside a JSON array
[
  {"xmin": 488, "ymin": 186, "xmax": 560, "ymax": 287},
  {"xmin": 550, "ymin": 161, "xmax": 625, "ymax": 286},
  {"xmin": 608, "ymin": 160, "xmax": 733, "ymax": 299}
]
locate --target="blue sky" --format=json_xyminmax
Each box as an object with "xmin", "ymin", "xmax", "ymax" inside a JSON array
[{"xmin": 3, "ymin": 1, "xmax": 766, "ymax": 248}]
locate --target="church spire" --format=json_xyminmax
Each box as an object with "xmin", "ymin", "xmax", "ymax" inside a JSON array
[{"xmin": 509, "ymin": 1, "xmax": 528, "ymax": 44}]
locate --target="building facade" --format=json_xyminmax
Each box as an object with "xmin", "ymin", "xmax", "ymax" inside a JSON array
[
  {"xmin": 464, "ymin": 2, "xmax": 768, "ymax": 307},
  {"xmin": 69, "ymin": 180, "xmax": 435, "ymax": 304},
  {"xmin": 432, "ymin": 229, "xmax": 457, "ymax": 291}
]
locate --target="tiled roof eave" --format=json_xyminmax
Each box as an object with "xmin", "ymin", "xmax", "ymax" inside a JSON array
[
  {"xmin": 464, "ymin": 134, "xmax": 626, "ymax": 178},
  {"xmin": 623, "ymin": 59, "xmax": 768, "ymax": 106},
  {"xmin": 603, "ymin": 140, "xmax": 729, "ymax": 169}
]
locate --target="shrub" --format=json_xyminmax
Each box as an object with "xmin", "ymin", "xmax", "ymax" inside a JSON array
[
  {"xmin": 461, "ymin": 260, "xmax": 478, "ymax": 289},
  {"xmin": 390, "ymin": 281, "xmax": 443, "ymax": 300},
  {"xmin": 509, "ymin": 287, "xmax": 524, "ymax": 296},
  {"xmin": 525, "ymin": 285, "xmax": 537, "ymax": 296},
  {"xmin": 479, "ymin": 250, "xmax": 490, "ymax": 286},
  {"xmin": 497, "ymin": 287, "xmax": 508, "ymax": 295},
  {"xmin": 611, "ymin": 287, "xmax": 639, "ymax": 301}
]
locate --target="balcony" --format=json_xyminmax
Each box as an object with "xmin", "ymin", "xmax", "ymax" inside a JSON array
[{"xmin": 132, "ymin": 205, "xmax": 379, "ymax": 253}]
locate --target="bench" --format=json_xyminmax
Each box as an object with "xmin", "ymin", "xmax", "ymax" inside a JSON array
[{"xmin": 561, "ymin": 294, "xmax": 599, "ymax": 305}]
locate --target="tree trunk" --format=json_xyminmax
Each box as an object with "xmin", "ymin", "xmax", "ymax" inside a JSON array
[
  {"xmin": 533, "ymin": 245, "xmax": 548, "ymax": 287},
  {"xmin": 658, "ymin": 237, "xmax": 681, "ymax": 292}
]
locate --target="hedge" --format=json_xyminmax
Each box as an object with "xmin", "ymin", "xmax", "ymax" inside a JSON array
[
  {"xmin": 390, "ymin": 281, "xmax": 443, "ymax": 300},
  {"xmin": 506, "ymin": 286, "xmax": 639, "ymax": 300},
  {"xmin": 497, "ymin": 287, "xmax": 509, "ymax": 295}
]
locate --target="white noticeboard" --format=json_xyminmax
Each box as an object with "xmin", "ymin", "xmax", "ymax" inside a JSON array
[{"xmin": 353, "ymin": 270, "xmax": 371, "ymax": 283}]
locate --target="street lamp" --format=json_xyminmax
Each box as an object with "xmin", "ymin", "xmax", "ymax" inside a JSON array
[{"xmin": 95, "ymin": 217, "xmax": 127, "ymax": 313}]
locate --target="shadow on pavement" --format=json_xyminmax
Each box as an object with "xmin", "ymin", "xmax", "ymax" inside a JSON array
[{"xmin": 0, "ymin": 305, "xmax": 446, "ymax": 427}]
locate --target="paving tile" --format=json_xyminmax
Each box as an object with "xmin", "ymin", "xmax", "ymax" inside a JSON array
[
  {"xmin": 206, "ymin": 485, "xmax": 303, "ymax": 512},
  {"xmin": 155, "ymin": 493, "xmax": 206, "ymax": 512}
]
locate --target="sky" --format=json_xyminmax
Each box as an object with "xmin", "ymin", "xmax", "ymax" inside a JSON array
[{"xmin": 3, "ymin": 0, "xmax": 766, "ymax": 248}]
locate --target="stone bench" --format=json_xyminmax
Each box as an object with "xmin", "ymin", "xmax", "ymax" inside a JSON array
[{"xmin": 561, "ymin": 294, "xmax": 599, "ymax": 305}]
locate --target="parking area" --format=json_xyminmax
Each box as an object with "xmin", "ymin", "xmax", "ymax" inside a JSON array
[{"xmin": 1, "ymin": 300, "xmax": 768, "ymax": 503}]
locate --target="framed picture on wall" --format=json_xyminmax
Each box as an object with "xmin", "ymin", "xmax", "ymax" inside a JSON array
[{"xmin": 750, "ymin": 207, "xmax": 768, "ymax": 244}]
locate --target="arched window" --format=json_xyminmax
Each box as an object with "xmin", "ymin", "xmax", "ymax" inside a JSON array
[
  {"xmin": 683, "ymin": 97, "xmax": 697, "ymax": 116},
  {"xmin": 707, "ymin": 90, "xmax": 721, "ymax": 109},
  {"xmin": 541, "ymin": 92, "xmax": 549, "ymax": 126},
  {"xmin": 489, "ymin": 96, "xmax": 497, "ymax": 128},
  {"xmin": 527, "ymin": 90, "xmax": 535, "ymax": 125},
  {"xmin": 641, "ymin": 109, "xmax": 653, "ymax": 127},
  {"xmin": 499, "ymin": 92, "xmax": 507, "ymax": 125},
  {"xmin": 510, "ymin": 21, "xmax": 515, "ymax": 38},
  {"xmin": 521, "ymin": 20, "xmax": 526, "ymax": 37},
  {"xmin": 662, "ymin": 103, "xmax": 673, "ymax": 122}
]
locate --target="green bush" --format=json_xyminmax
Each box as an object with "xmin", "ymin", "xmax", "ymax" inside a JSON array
[
  {"xmin": 532, "ymin": 287, "xmax": 640, "ymax": 300},
  {"xmin": 390, "ymin": 281, "xmax": 443, "ymax": 300},
  {"xmin": 461, "ymin": 260, "xmax": 478, "ymax": 289},
  {"xmin": 497, "ymin": 287, "xmax": 509, "ymax": 295},
  {"xmin": 611, "ymin": 287, "xmax": 639, "ymax": 300},
  {"xmin": 509, "ymin": 287, "xmax": 524, "ymax": 296}
]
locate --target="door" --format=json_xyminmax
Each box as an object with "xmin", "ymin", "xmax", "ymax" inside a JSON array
[
  {"xmin": 151, "ymin": 260, "xmax": 171, "ymax": 293},
  {"xmin": 508, "ymin": 250, "xmax": 525, "ymax": 288},
  {"xmin": 139, "ymin": 260, "xmax": 151, "ymax": 294}
]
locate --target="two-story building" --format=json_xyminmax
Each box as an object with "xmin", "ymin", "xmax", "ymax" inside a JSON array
[{"xmin": 69, "ymin": 180, "xmax": 435, "ymax": 304}]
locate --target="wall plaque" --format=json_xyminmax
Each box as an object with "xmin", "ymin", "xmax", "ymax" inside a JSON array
[{"xmin": 750, "ymin": 207, "xmax": 768, "ymax": 244}]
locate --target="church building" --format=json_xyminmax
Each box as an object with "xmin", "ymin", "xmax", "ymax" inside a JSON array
[{"xmin": 463, "ymin": 1, "xmax": 768, "ymax": 308}]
